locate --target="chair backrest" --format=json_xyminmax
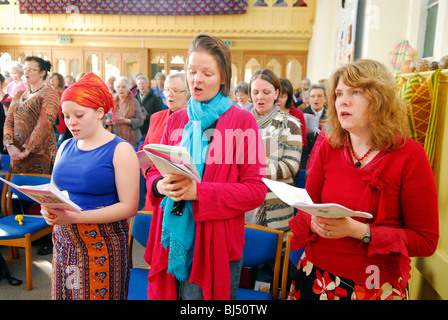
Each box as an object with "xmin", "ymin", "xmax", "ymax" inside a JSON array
[
  {"xmin": 0, "ymin": 173, "xmax": 10, "ymax": 217},
  {"xmin": 242, "ymin": 224, "xmax": 283, "ymax": 267},
  {"xmin": 128, "ymin": 211, "xmax": 153, "ymax": 269},
  {"xmin": 242, "ymin": 223, "xmax": 284, "ymax": 299},
  {"xmin": 280, "ymin": 231, "xmax": 306, "ymax": 300},
  {"xmin": 1, "ymin": 154, "xmax": 10, "ymax": 173},
  {"xmin": 5, "ymin": 173, "xmax": 52, "ymax": 216},
  {"xmin": 289, "ymin": 240, "xmax": 305, "ymax": 267},
  {"xmin": 138, "ymin": 171, "xmax": 146, "ymax": 212},
  {"xmin": 130, "ymin": 211, "xmax": 153, "ymax": 247},
  {"xmin": 9, "ymin": 173, "xmax": 52, "ymax": 203}
]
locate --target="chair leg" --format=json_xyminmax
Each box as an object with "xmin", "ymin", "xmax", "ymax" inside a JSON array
[
  {"xmin": 25, "ymin": 234, "xmax": 33, "ymax": 291},
  {"xmin": 9, "ymin": 246, "xmax": 19, "ymax": 259}
]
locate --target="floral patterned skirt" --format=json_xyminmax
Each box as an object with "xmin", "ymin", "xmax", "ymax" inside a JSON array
[{"xmin": 288, "ymin": 253, "xmax": 408, "ymax": 300}]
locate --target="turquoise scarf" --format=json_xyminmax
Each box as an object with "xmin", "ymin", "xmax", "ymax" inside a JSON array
[{"xmin": 161, "ymin": 92, "xmax": 232, "ymax": 281}]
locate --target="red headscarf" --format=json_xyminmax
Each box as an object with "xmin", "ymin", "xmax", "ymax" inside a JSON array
[{"xmin": 61, "ymin": 72, "xmax": 116, "ymax": 123}]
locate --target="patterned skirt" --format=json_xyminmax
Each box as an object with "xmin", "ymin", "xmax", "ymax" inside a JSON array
[
  {"xmin": 11, "ymin": 150, "xmax": 55, "ymax": 174},
  {"xmin": 51, "ymin": 221, "xmax": 130, "ymax": 300},
  {"xmin": 288, "ymin": 253, "xmax": 408, "ymax": 300}
]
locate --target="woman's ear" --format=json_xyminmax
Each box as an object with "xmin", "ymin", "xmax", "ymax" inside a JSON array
[
  {"xmin": 273, "ymin": 89, "xmax": 280, "ymax": 103},
  {"xmin": 97, "ymin": 107, "xmax": 105, "ymax": 120}
]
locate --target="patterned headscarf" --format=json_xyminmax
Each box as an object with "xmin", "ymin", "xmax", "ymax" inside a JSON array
[{"xmin": 61, "ymin": 72, "xmax": 116, "ymax": 123}]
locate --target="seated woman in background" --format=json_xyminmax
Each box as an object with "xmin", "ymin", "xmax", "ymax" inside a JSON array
[{"xmin": 288, "ymin": 59, "xmax": 439, "ymax": 300}]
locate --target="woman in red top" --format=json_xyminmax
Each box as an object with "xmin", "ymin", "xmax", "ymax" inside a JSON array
[
  {"xmin": 139, "ymin": 72, "xmax": 189, "ymax": 212},
  {"xmin": 49, "ymin": 72, "xmax": 67, "ymax": 142},
  {"xmin": 288, "ymin": 59, "xmax": 439, "ymax": 300}
]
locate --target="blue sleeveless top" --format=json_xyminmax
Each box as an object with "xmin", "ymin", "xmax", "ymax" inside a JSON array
[{"xmin": 52, "ymin": 136, "xmax": 126, "ymax": 210}]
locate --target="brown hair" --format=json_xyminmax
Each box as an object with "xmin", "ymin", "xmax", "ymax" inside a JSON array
[
  {"xmin": 279, "ymin": 78, "xmax": 294, "ymax": 109},
  {"xmin": 248, "ymin": 69, "xmax": 282, "ymax": 104},
  {"xmin": 325, "ymin": 59, "xmax": 407, "ymax": 151},
  {"xmin": 186, "ymin": 34, "xmax": 232, "ymax": 97}
]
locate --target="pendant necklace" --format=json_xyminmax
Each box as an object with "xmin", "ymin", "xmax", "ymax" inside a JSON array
[
  {"xmin": 29, "ymin": 85, "xmax": 45, "ymax": 94},
  {"xmin": 349, "ymin": 143, "xmax": 371, "ymax": 169}
]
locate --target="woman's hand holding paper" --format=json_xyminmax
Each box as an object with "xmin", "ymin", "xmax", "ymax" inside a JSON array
[{"xmin": 157, "ymin": 173, "xmax": 198, "ymax": 202}]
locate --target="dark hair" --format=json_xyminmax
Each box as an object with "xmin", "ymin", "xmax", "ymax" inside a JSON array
[
  {"xmin": 49, "ymin": 72, "xmax": 65, "ymax": 90},
  {"xmin": 0, "ymin": 73, "xmax": 5, "ymax": 85},
  {"xmin": 24, "ymin": 56, "xmax": 52, "ymax": 80},
  {"xmin": 186, "ymin": 34, "xmax": 232, "ymax": 97},
  {"xmin": 248, "ymin": 69, "xmax": 281, "ymax": 104},
  {"xmin": 279, "ymin": 78, "xmax": 294, "ymax": 109}
]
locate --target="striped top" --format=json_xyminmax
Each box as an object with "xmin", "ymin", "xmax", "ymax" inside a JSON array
[{"xmin": 246, "ymin": 110, "xmax": 302, "ymax": 232}]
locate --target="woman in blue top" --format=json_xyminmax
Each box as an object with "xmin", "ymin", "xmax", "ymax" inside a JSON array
[{"xmin": 40, "ymin": 73, "xmax": 140, "ymax": 300}]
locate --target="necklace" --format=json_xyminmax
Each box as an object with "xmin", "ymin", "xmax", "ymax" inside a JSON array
[
  {"xmin": 349, "ymin": 143, "xmax": 372, "ymax": 169},
  {"xmin": 29, "ymin": 85, "xmax": 45, "ymax": 94}
]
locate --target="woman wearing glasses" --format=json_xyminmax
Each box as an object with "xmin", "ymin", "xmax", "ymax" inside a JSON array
[
  {"xmin": 5, "ymin": 61, "xmax": 26, "ymax": 98},
  {"xmin": 139, "ymin": 72, "xmax": 190, "ymax": 212},
  {"xmin": 3, "ymin": 56, "xmax": 59, "ymax": 174}
]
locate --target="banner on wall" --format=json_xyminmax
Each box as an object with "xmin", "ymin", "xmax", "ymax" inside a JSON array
[
  {"xmin": 19, "ymin": 0, "xmax": 248, "ymax": 16},
  {"xmin": 336, "ymin": 0, "xmax": 359, "ymax": 67}
]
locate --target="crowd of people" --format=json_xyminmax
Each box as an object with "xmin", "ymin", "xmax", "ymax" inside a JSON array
[{"xmin": 0, "ymin": 34, "xmax": 439, "ymax": 301}]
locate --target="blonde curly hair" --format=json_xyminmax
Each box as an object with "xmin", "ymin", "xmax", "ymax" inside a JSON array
[{"xmin": 325, "ymin": 59, "xmax": 407, "ymax": 151}]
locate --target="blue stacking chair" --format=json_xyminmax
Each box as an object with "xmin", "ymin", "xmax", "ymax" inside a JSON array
[
  {"xmin": 1, "ymin": 154, "xmax": 10, "ymax": 173},
  {"xmin": 280, "ymin": 231, "xmax": 306, "ymax": 300},
  {"xmin": 297, "ymin": 169, "xmax": 306, "ymax": 188},
  {"xmin": 0, "ymin": 172, "xmax": 9, "ymax": 215},
  {"xmin": 127, "ymin": 211, "xmax": 152, "ymax": 300},
  {"xmin": 236, "ymin": 223, "xmax": 284, "ymax": 300},
  {"xmin": 138, "ymin": 171, "xmax": 146, "ymax": 211},
  {"xmin": 0, "ymin": 173, "xmax": 53, "ymax": 290}
]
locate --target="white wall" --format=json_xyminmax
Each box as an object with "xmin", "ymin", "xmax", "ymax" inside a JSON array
[
  {"xmin": 360, "ymin": 0, "xmax": 448, "ymax": 63},
  {"xmin": 306, "ymin": 0, "xmax": 339, "ymax": 83},
  {"xmin": 307, "ymin": 0, "xmax": 448, "ymax": 81},
  {"xmin": 358, "ymin": 0, "xmax": 410, "ymax": 69},
  {"xmin": 432, "ymin": 0, "xmax": 448, "ymax": 61}
]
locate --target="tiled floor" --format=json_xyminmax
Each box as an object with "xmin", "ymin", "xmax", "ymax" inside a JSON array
[{"xmin": 0, "ymin": 238, "xmax": 147, "ymax": 300}]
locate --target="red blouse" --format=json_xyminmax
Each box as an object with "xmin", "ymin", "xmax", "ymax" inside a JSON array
[
  {"xmin": 288, "ymin": 106, "xmax": 307, "ymax": 150},
  {"xmin": 289, "ymin": 137, "xmax": 439, "ymax": 286}
]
